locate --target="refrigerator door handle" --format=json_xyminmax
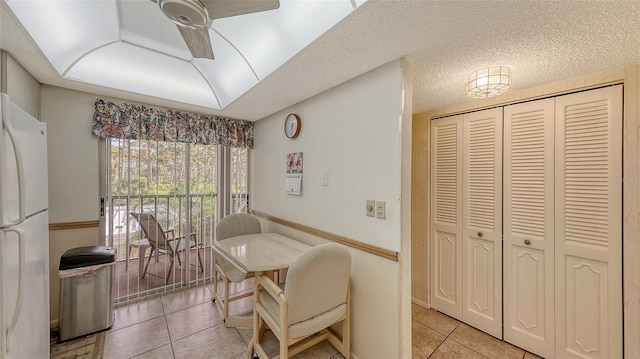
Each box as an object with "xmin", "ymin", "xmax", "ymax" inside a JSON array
[
  {"xmin": 1, "ymin": 227, "xmax": 25, "ymax": 353},
  {"xmin": 1, "ymin": 106, "xmax": 26, "ymax": 228}
]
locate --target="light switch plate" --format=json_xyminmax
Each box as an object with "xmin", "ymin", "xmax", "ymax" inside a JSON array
[
  {"xmin": 322, "ymin": 172, "xmax": 329, "ymax": 186},
  {"xmin": 366, "ymin": 200, "xmax": 375, "ymax": 217},
  {"xmin": 375, "ymin": 201, "xmax": 386, "ymax": 219}
]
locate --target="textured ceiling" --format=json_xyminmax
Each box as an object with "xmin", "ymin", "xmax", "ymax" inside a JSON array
[{"xmin": 2, "ymin": 1, "xmax": 640, "ymax": 121}]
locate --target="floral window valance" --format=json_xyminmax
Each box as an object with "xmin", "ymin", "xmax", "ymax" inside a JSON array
[{"xmin": 92, "ymin": 99, "xmax": 254, "ymax": 149}]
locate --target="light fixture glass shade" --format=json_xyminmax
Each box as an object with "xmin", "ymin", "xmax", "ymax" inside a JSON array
[{"xmin": 466, "ymin": 66, "xmax": 511, "ymax": 98}]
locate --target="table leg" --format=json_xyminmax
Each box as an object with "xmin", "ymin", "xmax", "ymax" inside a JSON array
[
  {"xmin": 139, "ymin": 244, "xmax": 148, "ymax": 277},
  {"xmin": 247, "ymin": 277, "xmax": 259, "ymax": 359},
  {"xmin": 223, "ymin": 270, "xmax": 273, "ymax": 329},
  {"xmin": 247, "ymin": 338, "xmax": 254, "ymax": 359}
]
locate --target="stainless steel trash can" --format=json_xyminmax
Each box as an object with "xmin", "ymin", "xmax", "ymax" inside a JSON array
[{"xmin": 58, "ymin": 246, "xmax": 116, "ymax": 342}]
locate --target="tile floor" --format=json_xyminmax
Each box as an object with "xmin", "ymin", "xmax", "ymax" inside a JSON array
[
  {"xmin": 102, "ymin": 281, "xmax": 344, "ymax": 359},
  {"xmin": 102, "ymin": 281, "xmax": 542, "ymax": 359},
  {"xmin": 412, "ymin": 303, "xmax": 542, "ymax": 359}
]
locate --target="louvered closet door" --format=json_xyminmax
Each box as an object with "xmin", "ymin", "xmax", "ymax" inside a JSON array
[
  {"xmin": 503, "ymin": 99, "xmax": 555, "ymax": 358},
  {"xmin": 461, "ymin": 108, "xmax": 503, "ymax": 338},
  {"xmin": 430, "ymin": 116, "xmax": 463, "ymax": 319},
  {"xmin": 555, "ymin": 86, "xmax": 622, "ymax": 359}
]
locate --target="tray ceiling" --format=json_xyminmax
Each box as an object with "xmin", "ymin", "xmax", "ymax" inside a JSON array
[{"xmin": 4, "ymin": 0, "xmax": 365, "ymax": 110}]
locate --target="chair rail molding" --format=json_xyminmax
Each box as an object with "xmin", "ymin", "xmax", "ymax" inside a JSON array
[
  {"xmin": 249, "ymin": 209, "xmax": 398, "ymax": 262},
  {"xmin": 49, "ymin": 220, "xmax": 100, "ymax": 231}
]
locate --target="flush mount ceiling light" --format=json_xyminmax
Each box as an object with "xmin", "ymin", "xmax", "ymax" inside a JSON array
[{"xmin": 466, "ymin": 66, "xmax": 511, "ymax": 98}]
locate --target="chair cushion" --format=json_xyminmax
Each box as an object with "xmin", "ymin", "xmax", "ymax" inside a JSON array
[
  {"xmin": 258, "ymin": 285, "xmax": 347, "ymax": 338},
  {"xmin": 289, "ymin": 304, "xmax": 346, "ymax": 338}
]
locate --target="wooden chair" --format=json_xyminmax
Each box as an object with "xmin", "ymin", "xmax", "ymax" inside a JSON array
[
  {"xmin": 130, "ymin": 213, "xmax": 203, "ymax": 284},
  {"xmin": 212, "ymin": 213, "xmax": 262, "ymax": 320},
  {"xmin": 250, "ymin": 243, "xmax": 351, "ymax": 359}
]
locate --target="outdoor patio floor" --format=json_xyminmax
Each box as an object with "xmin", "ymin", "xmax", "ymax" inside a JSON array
[{"xmin": 113, "ymin": 248, "xmax": 214, "ymax": 299}]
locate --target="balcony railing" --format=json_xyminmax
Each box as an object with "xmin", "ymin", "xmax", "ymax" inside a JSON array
[{"xmin": 104, "ymin": 192, "xmax": 247, "ymax": 302}]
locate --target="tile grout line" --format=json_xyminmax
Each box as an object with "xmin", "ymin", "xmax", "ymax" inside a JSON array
[
  {"xmin": 445, "ymin": 333, "xmax": 492, "ymax": 359},
  {"xmin": 426, "ymin": 321, "xmax": 459, "ymax": 358},
  {"xmin": 160, "ymin": 296, "xmax": 178, "ymax": 359},
  {"xmin": 420, "ymin": 318, "xmax": 488, "ymax": 359},
  {"xmin": 440, "ymin": 323, "xmax": 526, "ymax": 359},
  {"xmin": 449, "ymin": 324, "xmax": 531, "ymax": 359},
  {"xmin": 416, "ymin": 307, "xmax": 532, "ymax": 359}
]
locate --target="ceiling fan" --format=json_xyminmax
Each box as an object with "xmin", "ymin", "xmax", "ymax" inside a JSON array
[{"xmin": 151, "ymin": 0, "xmax": 280, "ymax": 60}]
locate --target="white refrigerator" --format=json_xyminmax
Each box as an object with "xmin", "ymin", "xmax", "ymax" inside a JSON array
[{"xmin": 0, "ymin": 94, "xmax": 50, "ymax": 358}]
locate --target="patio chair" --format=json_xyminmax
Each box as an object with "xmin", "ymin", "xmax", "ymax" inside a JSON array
[
  {"xmin": 250, "ymin": 243, "xmax": 352, "ymax": 359},
  {"xmin": 213, "ymin": 213, "xmax": 261, "ymax": 320},
  {"xmin": 129, "ymin": 212, "xmax": 203, "ymax": 285}
]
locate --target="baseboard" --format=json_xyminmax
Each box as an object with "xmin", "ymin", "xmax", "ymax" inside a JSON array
[{"xmin": 411, "ymin": 297, "xmax": 430, "ymax": 309}]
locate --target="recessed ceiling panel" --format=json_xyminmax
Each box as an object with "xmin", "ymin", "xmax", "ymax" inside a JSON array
[
  {"xmin": 212, "ymin": 0, "xmax": 354, "ymax": 79},
  {"xmin": 5, "ymin": 0, "xmax": 365, "ymax": 111},
  {"xmin": 193, "ymin": 30, "xmax": 259, "ymax": 109},
  {"xmin": 66, "ymin": 42, "xmax": 218, "ymax": 108},
  {"xmin": 6, "ymin": 0, "xmax": 120, "ymax": 74},
  {"xmin": 118, "ymin": 0, "xmax": 192, "ymax": 61}
]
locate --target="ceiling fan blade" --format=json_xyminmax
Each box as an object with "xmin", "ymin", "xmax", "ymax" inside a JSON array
[
  {"xmin": 201, "ymin": 0, "xmax": 280, "ymax": 20},
  {"xmin": 176, "ymin": 25, "xmax": 215, "ymax": 59}
]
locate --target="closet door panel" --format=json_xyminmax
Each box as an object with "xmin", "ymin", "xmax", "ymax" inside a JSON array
[
  {"xmin": 432, "ymin": 229, "xmax": 459, "ymax": 309},
  {"xmin": 430, "ymin": 116, "xmax": 463, "ymax": 318},
  {"xmin": 503, "ymin": 99, "xmax": 555, "ymax": 358},
  {"xmin": 510, "ymin": 246, "xmax": 547, "ymax": 334},
  {"xmin": 564, "ymin": 256, "xmax": 609, "ymax": 356},
  {"xmin": 465, "ymin": 235, "xmax": 496, "ymax": 315},
  {"xmin": 462, "ymin": 108, "xmax": 503, "ymax": 338},
  {"xmin": 555, "ymin": 85, "xmax": 622, "ymax": 359}
]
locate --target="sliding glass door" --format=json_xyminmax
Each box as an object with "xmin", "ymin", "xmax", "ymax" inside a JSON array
[{"xmin": 99, "ymin": 138, "xmax": 247, "ymax": 303}]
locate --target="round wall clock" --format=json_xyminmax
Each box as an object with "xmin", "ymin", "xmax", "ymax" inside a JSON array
[{"xmin": 284, "ymin": 113, "xmax": 301, "ymax": 139}]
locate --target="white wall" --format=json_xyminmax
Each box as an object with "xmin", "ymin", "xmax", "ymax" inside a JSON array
[
  {"xmin": 40, "ymin": 85, "xmax": 100, "ymax": 223},
  {"xmin": 1, "ymin": 51, "xmax": 40, "ymax": 118},
  {"xmin": 252, "ymin": 60, "xmax": 404, "ymax": 252},
  {"xmin": 251, "ymin": 60, "xmax": 407, "ymax": 358}
]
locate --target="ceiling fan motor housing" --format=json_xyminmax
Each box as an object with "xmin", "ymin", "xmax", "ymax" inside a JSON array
[{"xmin": 159, "ymin": 0, "xmax": 209, "ymax": 28}]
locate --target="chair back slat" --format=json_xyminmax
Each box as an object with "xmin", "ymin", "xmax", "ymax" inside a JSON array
[
  {"xmin": 130, "ymin": 213, "xmax": 172, "ymax": 252},
  {"xmin": 215, "ymin": 213, "xmax": 261, "ymax": 241}
]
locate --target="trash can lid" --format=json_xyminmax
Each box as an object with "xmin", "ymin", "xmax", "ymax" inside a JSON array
[{"xmin": 59, "ymin": 246, "xmax": 117, "ymax": 270}]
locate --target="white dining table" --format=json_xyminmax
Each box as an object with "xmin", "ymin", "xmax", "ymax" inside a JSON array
[{"xmin": 212, "ymin": 232, "xmax": 310, "ymax": 327}]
